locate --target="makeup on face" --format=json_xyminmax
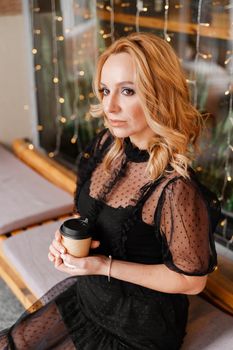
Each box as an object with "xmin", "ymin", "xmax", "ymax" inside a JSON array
[{"xmin": 100, "ymin": 52, "xmax": 154, "ymax": 149}]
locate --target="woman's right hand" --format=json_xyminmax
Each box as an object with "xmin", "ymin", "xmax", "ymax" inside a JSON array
[
  {"xmin": 48, "ymin": 230, "xmax": 65, "ymax": 267},
  {"xmin": 48, "ymin": 230, "xmax": 100, "ymax": 267}
]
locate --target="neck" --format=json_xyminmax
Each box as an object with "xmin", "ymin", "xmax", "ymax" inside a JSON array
[{"xmin": 129, "ymin": 130, "xmax": 154, "ymax": 150}]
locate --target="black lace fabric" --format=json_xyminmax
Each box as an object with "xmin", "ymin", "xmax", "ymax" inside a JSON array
[
  {"xmin": 0, "ymin": 278, "xmax": 78, "ymax": 350},
  {"xmin": 0, "ymin": 129, "xmax": 219, "ymax": 350},
  {"xmin": 159, "ymin": 179, "xmax": 213, "ymax": 275},
  {"xmin": 87, "ymin": 132, "xmax": 217, "ymax": 275}
]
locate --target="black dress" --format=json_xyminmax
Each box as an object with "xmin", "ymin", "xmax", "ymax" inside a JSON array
[{"xmin": 0, "ymin": 129, "xmax": 219, "ymax": 350}]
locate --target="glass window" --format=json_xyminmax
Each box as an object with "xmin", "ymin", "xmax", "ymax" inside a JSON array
[{"xmin": 30, "ymin": 0, "xmax": 233, "ymax": 248}]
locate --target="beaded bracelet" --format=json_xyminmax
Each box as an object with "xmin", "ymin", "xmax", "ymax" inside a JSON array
[{"xmin": 108, "ymin": 255, "xmax": 112, "ymax": 282}]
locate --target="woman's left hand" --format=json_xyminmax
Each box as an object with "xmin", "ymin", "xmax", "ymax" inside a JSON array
[{"xmin": 53, "ymin": 253, "xmax": 110, "ymax": 277}]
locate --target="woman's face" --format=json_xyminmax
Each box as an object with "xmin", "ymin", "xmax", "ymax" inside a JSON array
[{"xmin": 100, "ymin": 52, "xmax": 154, "ymax": 149}]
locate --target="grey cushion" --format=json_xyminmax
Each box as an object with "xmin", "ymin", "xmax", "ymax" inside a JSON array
[
  {"xmin": 2, "ymin": 219, "xmax": 69, "ymax": 298},
  {"xmin": 182, "ymin": 295, "xmax": 233, "ymax": 349},
  {"xmin": 0, "ymin": 144, "xmax": 73, "ymax": 234}
]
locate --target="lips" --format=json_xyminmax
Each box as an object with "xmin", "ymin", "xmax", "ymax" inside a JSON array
[{"xmin": 108, "ymin": 119, "xmax": 126, "ymax": 126}]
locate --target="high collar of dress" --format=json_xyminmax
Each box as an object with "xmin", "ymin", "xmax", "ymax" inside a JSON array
[{"xmin": 124, "ymin": 137, "xmax": 149, "ymax": 163}]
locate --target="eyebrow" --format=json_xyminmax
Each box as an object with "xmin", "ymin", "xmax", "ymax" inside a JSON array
[{"xmin": 100, "ymin": 81, "xmax": 135, "ymax": 86}]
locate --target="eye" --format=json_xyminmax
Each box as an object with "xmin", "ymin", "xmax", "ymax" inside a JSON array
[
  {"xmin": 98, "ymin": 88, "xmax": 109, "ymax": 96},
  {"xmin": 121, "ymin": 88, "xmax": 135, "ymax": 96}
]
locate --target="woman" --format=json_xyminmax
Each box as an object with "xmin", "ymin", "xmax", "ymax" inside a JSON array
[{"xmin": 0, "ymin": 32, "xmax": 220, "ymax": 349}]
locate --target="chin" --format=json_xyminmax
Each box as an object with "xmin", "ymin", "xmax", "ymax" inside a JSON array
[{"xmin": 109, "ymin": 127, "xmax": 131, "ymax": 139}]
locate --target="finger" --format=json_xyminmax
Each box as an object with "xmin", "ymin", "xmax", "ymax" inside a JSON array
[
  {"xmin": 49, "ymin": 244, "xmax": 61, "ymax": 258},
  {"xmin": 55, "ymin": 230, "xmax": 62, "ymax": 241},
  {"xmin": 54, "ymin": 257, "xmax": 63, "ymax": 267},
  {"xmin": 52, "ymin": 238, "xmax": 66, "ymax": 254},
  {"xmin": 91, "ymin": 240, "xmax": 100, "ymax": 249},
  {"xmin": 48, "ymin": 252, "xmax": 55, "ymax": 262}
]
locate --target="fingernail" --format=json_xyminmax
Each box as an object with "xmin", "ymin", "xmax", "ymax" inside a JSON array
[{"xmin": 61, "ymin": 254, "xmax": 66, "ymax": 260}]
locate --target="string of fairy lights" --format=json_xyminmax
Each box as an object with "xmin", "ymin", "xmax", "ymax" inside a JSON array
[
  {"xmin": 221, "ymin": 38, "xmax": 233, "ymax": 202},
  {"xmin": 136, "ymin": 0, "xmax": 147, "ymax": 32},
  {"xmin": 163, "ymin": 0, "xmax": 171, "ymax": 42},
  {"xmin": 49, "ymin": 0, "xmax": 63, "ymax": 158},
  {"xmin": 29, "ymin": 1, "xmax": 232, "ymax": 216}
]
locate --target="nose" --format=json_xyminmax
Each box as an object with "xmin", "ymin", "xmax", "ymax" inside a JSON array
[{"xmin": 104, "ymin": 93, "xmax": 120, "ymax": 114}]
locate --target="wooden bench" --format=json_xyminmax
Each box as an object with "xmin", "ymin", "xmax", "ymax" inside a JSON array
[{"xmin": 0, "ymin": 139, "xmax": 76, "ymax": 308}]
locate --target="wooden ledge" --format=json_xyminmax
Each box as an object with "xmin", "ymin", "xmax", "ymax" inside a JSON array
[{"xmin": 0, "ymin": 247, "xmax": 38, "ymax": 310}]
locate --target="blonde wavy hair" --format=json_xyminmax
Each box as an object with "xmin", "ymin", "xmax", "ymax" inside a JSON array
[{"xmin": 90, "ymin": 32, "xmax": 202, "ymax": 180}]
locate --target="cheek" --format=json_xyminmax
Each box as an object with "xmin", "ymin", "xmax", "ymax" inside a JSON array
[
  {"xmin": 101, "ymin": 100, "xmax": 107, "ymax": 112},
  {"xmin": 129, "ymin": 105, "xmax": 148, "ymax": 126}
]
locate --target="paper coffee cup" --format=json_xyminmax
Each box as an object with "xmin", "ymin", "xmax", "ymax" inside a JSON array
[{"xmin": 60, "ymin": 218, "xmax": 92, "ymax": 260}]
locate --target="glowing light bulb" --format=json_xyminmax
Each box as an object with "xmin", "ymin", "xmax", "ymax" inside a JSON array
[
  {"xmin": 79, "ymin": 71, "xmax": 85, "ymax": 76},
  {"xmin": 59, "ymin": 97, "xmax": 65, "ymax": 103},
  {"xmin": 48, "ymin": 152, "xmax": 55, "ymax": 158},
  {"xmin": 71, "ymin": 136, "xmax": 77, "ymax": 144},
  {"xmin": 124, "ymin": 26, "xmax": 133, "ymax": 32},
  {"xmin": 53, "ymin": 77, "xmax": 59, "ymax": 83},
  {"xmin": 60, "ymin": 116, "xmax": 67, "ymax": 123},
  {"xmin": 220, "ymin": 219, "xmax": 226, "ymax": 227},
  {"xmin": 35, "ymin": 64, "xmax": 41, "ymax": 71},
  {"xmin": 224, "ymin": 57, "xmax": 231, "ymax": 65},
  {"xmin": 56, "ymin": 16, "xmax": 63, "ymax": 21},
  {"xmin": 28, "ymin": 144, "xmax": 34, "ymax": 150},
  {"xmin": 121, "ymin": 2, "xmax": 130, "ymax": 7},
  {"xmin": 200, "ymin": 23, "xmax": 210, "ymax": 27},
  {"xmin": 83, "ymin": 153, "xmax": 90, "ymax": 159},
  {"xmin": 32, "ymin": 48, "xmax": 37, "ymax": 54}
]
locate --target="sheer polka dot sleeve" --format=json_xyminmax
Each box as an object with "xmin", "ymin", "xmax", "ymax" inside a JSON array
[{"xmin": 159, "ymin": 178, "xmax": 217, "ymax": 276}]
